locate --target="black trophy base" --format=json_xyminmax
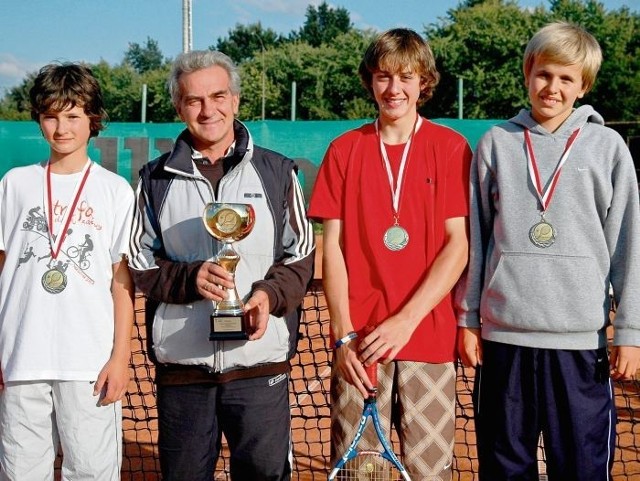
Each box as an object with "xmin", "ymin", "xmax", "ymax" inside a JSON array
[{"xmin": 209, "ymin": 313, "xmax": 249, "ymax": 341}]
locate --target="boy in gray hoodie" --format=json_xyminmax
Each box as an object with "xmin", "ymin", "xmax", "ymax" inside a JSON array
[{"xmin": 457, "ymin": 22, "xmax": 640, "ymax": 481}]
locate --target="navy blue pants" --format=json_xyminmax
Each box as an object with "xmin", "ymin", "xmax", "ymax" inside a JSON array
[
  {"xmin": 157, "ymin": 374, "xmax": 292, "ymax": 481},
  {"xmin": 474, "ymin": 341, "xmax": 616, "ymax": 481}
]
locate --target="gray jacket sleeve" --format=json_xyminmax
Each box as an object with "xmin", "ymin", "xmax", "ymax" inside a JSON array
[
  {"xmin": 456, "ymin": 132, "xmax": 495, "ymax": 328},
  {"xmin": 606, "ymin": 136, "xmax": 640, "ymax": 347},
  {"xmin": 128, "ymin": 177, "xmax": 206, "ymax": 304}
]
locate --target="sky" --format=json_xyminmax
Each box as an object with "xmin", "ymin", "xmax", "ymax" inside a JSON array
[{"xmin": 1, "ymin": 0, "xmax": 638, "ymax": 93}]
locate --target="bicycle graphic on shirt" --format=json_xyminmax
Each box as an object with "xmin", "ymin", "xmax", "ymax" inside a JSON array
[
  {"xmin": 22, "ymin": 206, "xmax": 48, "ymax": 233},
  {"xmin": 21, "ymin": 208, "xmax": 96, "ymax": 276},
  {"xmin": 65, "ymin": 234, "xmax": 93, "ymax": 271}
]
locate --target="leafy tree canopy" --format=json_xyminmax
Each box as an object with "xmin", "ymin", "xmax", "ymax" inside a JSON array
[
  {"xmin": 425, "ymin": 0, "xmax": 640, "ymax": 121},
  {"xmin": 124, "ymin": 37, "xmax": 166, "ymax": 74},
  {"xmin": 291, "ymin": 1, "xmax": 353, "ymax": 47},
  {"xmin": 1, "ymin": 0, "xmax": 638, "ymax": 123},
  {"xmin": 214, "ymin": 23, "xmax": 283, "ymax": 64}
]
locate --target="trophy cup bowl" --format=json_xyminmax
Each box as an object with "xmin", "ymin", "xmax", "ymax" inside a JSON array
[{"xmin": 203, "ymin": 202, "xmax": 256, "ymax": 340}]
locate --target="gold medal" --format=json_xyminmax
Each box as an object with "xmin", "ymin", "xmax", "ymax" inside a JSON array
[
  {"xmin": 529, "ymin": 220, "xmax": 555, "ymax": 248},
  {"xmin": 42, "ymin": 268, "xmax": 67, "ymax": 294},
  {"xmin": 383, "ymin": 225, "xmax": 409, "ymax": 251}
]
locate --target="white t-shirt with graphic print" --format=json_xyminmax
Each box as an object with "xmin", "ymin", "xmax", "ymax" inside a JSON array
[{"xmin": 0, "ymin": 160, "xmax": 134, "ymax": 382}]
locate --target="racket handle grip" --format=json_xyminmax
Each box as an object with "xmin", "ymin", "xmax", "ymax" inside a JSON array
[{"xmin": 365, "ymin": 362, "xmax": 378, "ymax": 388}]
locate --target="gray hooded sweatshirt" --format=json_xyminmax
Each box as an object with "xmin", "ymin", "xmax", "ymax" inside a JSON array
[{"xmin": 457, "ymin": 105, "xmax": 640, "ymax": 350}]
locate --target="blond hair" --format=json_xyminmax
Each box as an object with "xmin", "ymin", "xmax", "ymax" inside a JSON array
[{"xmin": 524, "ymin": 22, "xmax": 602, "ymax": 93}]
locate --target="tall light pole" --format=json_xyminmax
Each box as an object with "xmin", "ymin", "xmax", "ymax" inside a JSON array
[
  {"xmin": 255, "ymin": 34, "xmax": 266, "ymax": 121},
  {"xmin": 182, "ymin": 0, "xmax": 192, "ymax": 53}
]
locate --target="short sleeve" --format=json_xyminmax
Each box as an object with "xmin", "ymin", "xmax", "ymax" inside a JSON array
[
  {"xmin": 307, "ymin": 141, "xmax": 347, "ymax": 221},
  {"xmin": 110, "ymin": 179, "xmax": 135, "ymax": 264}
]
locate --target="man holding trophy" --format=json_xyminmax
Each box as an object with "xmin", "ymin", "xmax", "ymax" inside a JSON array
[{"xmin": 129, "ymin": 50, "xmax": 315, "ymax": 481}]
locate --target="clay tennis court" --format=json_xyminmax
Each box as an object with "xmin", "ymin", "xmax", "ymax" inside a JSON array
[{"xmin": 114, "ymin": 235, "xmax": 640, "ymax": 480}]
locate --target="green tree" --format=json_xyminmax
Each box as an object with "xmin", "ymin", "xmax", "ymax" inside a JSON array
[
  {"xmin": 292, "ymin": 1, "xmax": 353, "ymax": 47},
  {"xmin": 0, "ymin": 72, "xmax": 36, "ymax": 120},
  {"xmin": 1, "ymin": 1, "xmax": 638, "ymax": 123},
  {"xmin": 320, "ymin": 30, "xmax": 377, "ymax": 119},
  {"xmin": 546, "ymin": 0, "xmax": 640, "ymax": 121},
  {"xmin": 139, "ymin": 64, "xmax": 177, "ymax": 123},
  {"xmin": 239, "ymin": 30, "xmax": 375, "ymax": 121},
  {"xmin": 245, "ymin": 42, "xmax": 315, "ymax": 120},
  {"xmin": 214, "ymin": 23, "xmax": 283, "ymax": 64},
  {"xmin": 92, "ymin": 61, "xmax": 143, "ymax": 122},
  {"xmin": 238, "ymin": 49, "xmax": 279, "ymax": 120},
  {"xmin": 426, "ymin": 0, "xmax": 536, "ymax": 119},
  {"xmin": 426, "ymin": 0, "xmax": 640, "ymax": 121},
  {"xmin": 124, "ymin": 37, "xmax": 165, "ymax": 74}
]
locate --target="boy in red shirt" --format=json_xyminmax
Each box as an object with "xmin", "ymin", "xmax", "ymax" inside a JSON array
[{"xmin": 309, "ymin": 28, "xmax": 471, "ymax": 480}]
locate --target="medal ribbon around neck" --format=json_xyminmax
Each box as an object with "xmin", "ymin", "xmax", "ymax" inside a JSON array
[
  {"xmin": 524, "ymin": 128, "xmax": 581, "ymax": 214},
  {"xmin": 375, "ymin": 115, "xmax": 423, "ymax": 223},
  {"xmin": 43, "ymin": 160, "xmax": 92, "ymax": 260}
]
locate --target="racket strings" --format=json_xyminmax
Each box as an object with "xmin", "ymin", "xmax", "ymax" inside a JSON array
[{"xmin": 337, "ymin": 451, "xmax": 402, "ymax": 480}]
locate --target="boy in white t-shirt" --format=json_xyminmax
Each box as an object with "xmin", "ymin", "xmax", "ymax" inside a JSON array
[{"xmin": 0, "ymin": 63, "xmax": 135, "ymax": 480}]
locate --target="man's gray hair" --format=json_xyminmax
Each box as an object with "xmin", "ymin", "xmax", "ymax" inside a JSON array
[{"xmin": 168, "ymin": 50, "xmax": 241, "ymax": 106}]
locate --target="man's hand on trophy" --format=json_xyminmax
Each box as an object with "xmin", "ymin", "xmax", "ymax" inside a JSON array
[
  {"xmin": 243, "ymin": 289, "xmax": 270, "ymax": 340},
  {"xmin": 197, "ymin": 261, "xmax": 234, "ymax": 301}
]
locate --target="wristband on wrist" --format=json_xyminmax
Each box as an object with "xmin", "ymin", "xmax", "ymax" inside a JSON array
[{"xmin": 334, "ymin": 331, "xmax": 358, "ymax": 349}]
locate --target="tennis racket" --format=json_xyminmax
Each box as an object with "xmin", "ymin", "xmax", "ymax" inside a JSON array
[{"xmin": 328, "ymin": 362, "xmax": 412, "ymax": 480}]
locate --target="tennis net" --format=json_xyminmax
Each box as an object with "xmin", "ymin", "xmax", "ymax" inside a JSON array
[{"xmin": 118, "ymin": 282, "xmax": 639, "ymax": 480}]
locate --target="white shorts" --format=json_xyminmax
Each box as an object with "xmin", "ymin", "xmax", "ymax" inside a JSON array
[{"xmin": 0, "ymin": 380, "xmax": 122, "ymax": 480}]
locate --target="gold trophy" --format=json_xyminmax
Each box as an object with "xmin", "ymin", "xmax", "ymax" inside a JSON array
[{"xmin": 203, "ymin": 202, "xmax": 256, "ymax": 340}]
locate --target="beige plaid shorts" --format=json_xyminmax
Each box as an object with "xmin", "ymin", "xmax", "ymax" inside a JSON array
[{"xmin": 331, "ymin": 360, "xmax": 456, "ymax": 481}]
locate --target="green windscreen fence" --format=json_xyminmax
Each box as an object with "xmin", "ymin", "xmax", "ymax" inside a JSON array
[
  {"xmin": 3, "ymin": 122, "xmax": 640, "ymax": 480},
  {"xmin": 0, "ymin": 119, "xmax": 500, "ymax": 199}
]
